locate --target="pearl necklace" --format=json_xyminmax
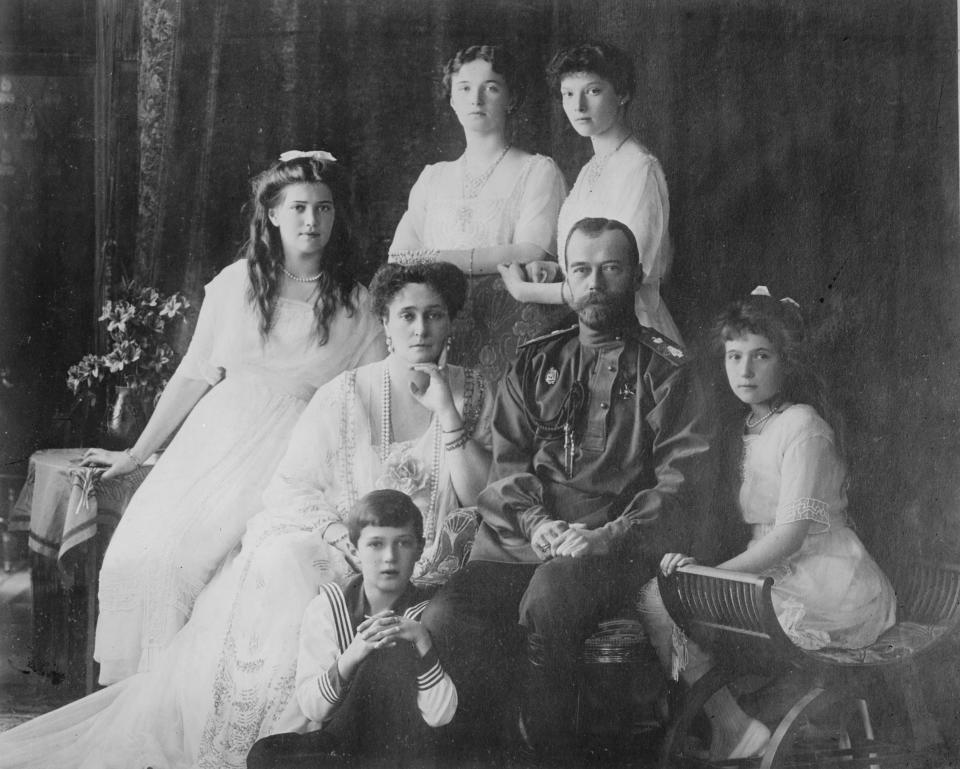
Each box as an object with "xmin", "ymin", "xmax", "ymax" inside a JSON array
[
  {"xmin": 381, "ymin": 365, "xmax": 443, "ymax": 529},
  {"xmin": 584, "ymin": 133, "xmax": 633, "ymax": 193},
  {"xmin": 745, "ymin": 405, "xmax": 779, "ymax": 432},
  {"xmin": 282, "ymin": 265, "xmax": 323, "ymax": 282}
]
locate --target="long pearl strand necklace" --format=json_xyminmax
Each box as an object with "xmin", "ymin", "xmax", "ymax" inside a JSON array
[
  {"xmin": 282, "ymin": 265, "xmax": 323, "ymax": 282},
  {"xmin": 381, "ymin": 365, "xmax": 442, "ymax": 528}
]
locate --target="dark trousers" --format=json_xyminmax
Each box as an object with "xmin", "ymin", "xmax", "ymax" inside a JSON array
[
  {"xmin": 247, "ymin": 644, "xmax": 435, "ymax": 769},
  {"xmin": 421, "ymin": 556, "xmax": 645, "ymax": 752}
]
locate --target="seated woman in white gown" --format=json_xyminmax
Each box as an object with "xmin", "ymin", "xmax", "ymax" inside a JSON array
[
  {"xmin": 638, "ymin": 287, "xmax": 896, "ymax": 762},
  {"xmin": 389, "ymin": 44, "xmax": 570, "ymax": 384},
  {"xmin": 0, "ymin": 261, "xmax": 493, "ymax": 769},
  {"xmin": 82, "ymin": 151, "xmax": 386, "ymax": 684}
]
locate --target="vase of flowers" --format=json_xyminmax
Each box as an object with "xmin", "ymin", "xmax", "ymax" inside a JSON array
[{"xmin": 66, "ymin": 279, "xmax": 191, "ymax": 447}]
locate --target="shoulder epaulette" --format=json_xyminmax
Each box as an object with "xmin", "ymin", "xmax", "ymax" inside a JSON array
[
  {"xmin": 518, "ymin": 324, "xmax": 579, "ymax": 350},
  {"xmin": 638, "ymin": 327, "xmax": 688, "ymax": 366}
]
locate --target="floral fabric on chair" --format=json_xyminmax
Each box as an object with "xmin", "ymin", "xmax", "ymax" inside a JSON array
[{"xmin": 414, "ymin": 507, "xmax": 480, "ymax": 587}]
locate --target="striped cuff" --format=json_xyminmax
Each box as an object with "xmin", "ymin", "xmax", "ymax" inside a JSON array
[
  {"xmin": 416, "ymin": 648, "xmax": 445, "ymax": 690},
  {"xmin": 318, "ymin": 661, "xmax": 346, "ymax": 704}
]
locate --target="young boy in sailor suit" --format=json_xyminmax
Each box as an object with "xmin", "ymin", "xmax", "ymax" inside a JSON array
[{"xmin": 246, "ymin": 489, "xmax": 457, "ymax": 768}]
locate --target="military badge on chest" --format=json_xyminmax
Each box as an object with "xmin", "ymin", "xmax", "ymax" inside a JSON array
[{"xmin": 616, "ymin": 367, "xmax": 638, "ymax": 400}]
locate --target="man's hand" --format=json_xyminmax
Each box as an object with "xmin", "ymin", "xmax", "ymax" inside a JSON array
[
  {"xmin": 551, "ymin": 523, "xmax": 612, "ymax": 558},
  {"xmin": 531, "ymin": 520, "xmax": 569, "ymax": 561}
]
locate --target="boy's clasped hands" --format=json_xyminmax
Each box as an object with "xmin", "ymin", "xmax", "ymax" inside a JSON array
[{"xmin": 337, "ymin": 609, "xmax": 432, "ymax": 682}]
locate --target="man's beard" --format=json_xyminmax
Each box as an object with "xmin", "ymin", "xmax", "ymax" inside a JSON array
[{"xmin": 572, "ymin": 292, "xmax": 634, "ymax": 331}]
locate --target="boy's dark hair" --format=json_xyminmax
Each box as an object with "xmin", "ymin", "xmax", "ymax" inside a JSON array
[{"xmin": 347, "ymin": 489, "xmax": 425, "ymax": 546}]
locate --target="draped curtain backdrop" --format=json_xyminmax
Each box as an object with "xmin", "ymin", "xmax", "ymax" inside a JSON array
[{"xmin": 133, "ymin": 0, "xmax": 560, "ymax": 300}]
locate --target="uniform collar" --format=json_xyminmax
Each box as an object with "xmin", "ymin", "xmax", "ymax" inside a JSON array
[{"xmin": 577, "ymin": 319, "xmax": 642, "ymax": 347}]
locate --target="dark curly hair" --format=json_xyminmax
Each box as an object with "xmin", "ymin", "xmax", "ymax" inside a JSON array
[
  {"xmin": 546, "ymin": 41, "xmax": 636, "ymax": 102},
  {"xmin": 369, "ymin": 262, "xmax": 468, "ymax": 322},
  {"xmin": 347, "ymin": 489, "xmax": 424, "ymax": 547},
  {"xmin": 441, "ymin": 44, "xmax": 525, "ymax": 114},
  {"xmin": 241, "ymin": 155, "xmax": 360, "ymax": 343}
]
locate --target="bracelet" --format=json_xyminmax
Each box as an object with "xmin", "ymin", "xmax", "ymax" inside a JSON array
[
  {"xmin": 124, "ymin": 449, "xmax": 143, "ymax": 468},
  {"xmin": 444, "ymin": 432, "xmax": 471, "ymax": 451},
  {"xmin": 441, "ymin": 424, "xmax": 465, "ymax": 434},
  {"xmin": 560, "ymin": 280, "xmax": 569, "ymax": 306},
  {"xmin": 391, "ymin": 249, "xmax": 438, "ymax": 266}
]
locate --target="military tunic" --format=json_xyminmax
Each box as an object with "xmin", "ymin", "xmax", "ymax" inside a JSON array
[
  {"xmin": 422, "ymin": 320, "xmax": 710, "ymax": 752},
  {"xmin": 472, "ymin": 320, "xmax": 707, "ymax": 565}
]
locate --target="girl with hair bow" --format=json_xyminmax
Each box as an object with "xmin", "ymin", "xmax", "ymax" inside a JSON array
[
  {"xmin": 637, "ymin": 287, "xmax": 896, "ymax": 761},
  {"xmin": 83, "ymin": 152, "xmax": 385, "ymax": 686}
]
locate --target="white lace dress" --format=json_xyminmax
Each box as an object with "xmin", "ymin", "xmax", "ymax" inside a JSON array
[
  {"xmin": 94, "ymin": 260, "xmax": 384, "ymax": 683},
  {"xmin": 557, "ymin": 142, "xmax": 681, "ymax": 342},
  {"xmin": 739, "ymin": 404, "xmax": 896, "ymax": 649},
  {"xmin": 0, "ymin": 361, "xmax": 491, "ymax": 769},
  {"xmin": 390, "ymin": 153, "xmax": 569, "ymax": 383}
]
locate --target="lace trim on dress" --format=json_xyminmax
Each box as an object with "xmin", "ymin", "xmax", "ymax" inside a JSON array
[
  {"xmin": 775, "ymin": 497, "xmax": 830, "ymax": 533},
  {"xmin": 196, "ymin": 547, "xmax": 297, "ymax": 769},
  {"xmin": 338, "ymin": 369, "xmax": 359, "ymax": 518}
]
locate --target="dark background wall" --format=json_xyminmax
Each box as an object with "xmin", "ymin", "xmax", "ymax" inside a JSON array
[{"xmin": 1, "ymin": 0, "xmax": 958, "ymax": 746}]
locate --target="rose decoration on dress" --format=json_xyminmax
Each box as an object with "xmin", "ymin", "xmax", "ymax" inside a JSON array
[{"xmin": 375, "ymin": 448, "xmax": 429, "ymax": 498}]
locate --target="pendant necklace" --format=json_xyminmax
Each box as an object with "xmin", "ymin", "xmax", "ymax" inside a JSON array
[
  {"xmin": 456, "ymin": 145, "xmax": 511, "ymax": 229},
  {"xmin": 381, "ymin": 364, "xmax": 443, "ymax": 540},
  {"xmin": 584, "ymin": 133, "xmax": 632, "ymax": 194}
]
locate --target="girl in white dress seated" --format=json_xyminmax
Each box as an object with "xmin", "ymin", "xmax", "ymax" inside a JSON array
[
  {"xmin": 390, "ymin": 44, "xmax": 569, "ymax": 383},
  {"xmin": 500, "ymin": 42, "xmax": 682, "ymax": 342},
  {"xmin": 638, "ymin": 287, "xmax": 896, "ymax": 761},
  {"xmin": 0, "ymin": 262, "xmax": 491, "ymax": 769},
  {"xmin": 82, "ymin": 151, "xmax": 385, "ymax": 684}
]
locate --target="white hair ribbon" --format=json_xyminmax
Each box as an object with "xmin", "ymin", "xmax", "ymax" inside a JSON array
[
  {"xmin": 751, "ymin": 285, "xmax": 800, "ymax": 310},
  {"xmin": 279, "ymin": 150, "xmax": 337, "ymax": 163}
]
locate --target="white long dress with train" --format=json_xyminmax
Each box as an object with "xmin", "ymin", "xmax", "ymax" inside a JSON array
[
  {"xmin": 94, "ymin": 260, "xmax": 384, "ymax": 683},
  {"xmin": 0, "ymin": 360, "xmax": 491, "ymax": 769}
]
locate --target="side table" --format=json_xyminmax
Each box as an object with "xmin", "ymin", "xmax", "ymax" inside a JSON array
[{"xmin": 9, "ymin": 448, "xmax": 152, "ymax": 692}]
